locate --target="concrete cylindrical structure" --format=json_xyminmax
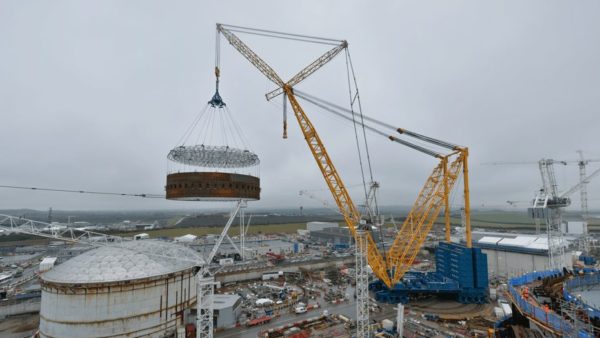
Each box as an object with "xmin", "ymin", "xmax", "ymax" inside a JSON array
[
  {"xmin": 166, "ymin": 172, "xmax": 260, "ymax": 201},
  {"xmin": 39, "ymin": 240, "xmax": 202, "ymax": 338}
]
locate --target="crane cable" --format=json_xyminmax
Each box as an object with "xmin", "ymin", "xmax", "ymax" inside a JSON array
[
  {"xmin": 344, "ymin": 49, "xmax": 370, "ymax": 217},
  {"xmin": 0, "ymin": 185, "xmax": 164, "ymax": 198},
  {"xmin": 219, "ymin": 24, "xmax": 343, "ymax": 46},
  {"xmin": 294, "ymin": 90, "xmax": 443, "ymax": 158},
  {"xmin": 293, "ymin": 90, "xmax": 460, "ymax": 153},
  {"xmin": 344, "ymin": 48, "xmax": 388, "ymax": 260}
]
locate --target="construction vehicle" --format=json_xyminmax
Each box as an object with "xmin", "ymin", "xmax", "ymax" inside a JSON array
[{"xmin": 266, "ymin": 252, "xmax": 285, "ymax": 264}]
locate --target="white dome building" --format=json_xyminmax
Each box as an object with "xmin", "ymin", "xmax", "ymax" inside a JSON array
[{"xmin": 39, "ymin": 240, "xmax": 202, "ymax": 338}]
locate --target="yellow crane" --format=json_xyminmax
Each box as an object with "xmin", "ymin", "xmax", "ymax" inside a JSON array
[{"xmin": 216, "ymin": 24, "xmax": 472, "ymax": 288}]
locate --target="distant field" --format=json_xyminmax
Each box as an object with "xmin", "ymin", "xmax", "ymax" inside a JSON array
[{"xmin": 111, "ymin": 222, "xmax": 323, "ymax": 239}]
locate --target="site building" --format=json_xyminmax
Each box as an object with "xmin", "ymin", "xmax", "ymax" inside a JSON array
[
  {"xmin": 470, "ymin": 231, "xmax": 574, "ymax": 278},
  {"xmin": 213, "ymin": 294, "xmax": 242, "ymax": 328},
  {"xmin": 306, "ymin": 221, "xmax": 338, "ymax": 232}
]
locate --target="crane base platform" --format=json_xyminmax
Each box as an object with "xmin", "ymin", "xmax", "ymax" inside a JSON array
[{"xmin": 370, "ymin": 242, "xmax": 489, "ymax": 304}]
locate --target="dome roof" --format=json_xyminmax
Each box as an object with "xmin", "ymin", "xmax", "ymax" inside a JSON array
[{"xmin": 42, "ymin": 240, "xmax": 203, "ymax": 284}]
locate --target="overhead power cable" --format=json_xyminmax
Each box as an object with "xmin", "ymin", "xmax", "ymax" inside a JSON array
[{"xmin": 0, "ymin": 185, "xmax": 164, "ymax": 199}]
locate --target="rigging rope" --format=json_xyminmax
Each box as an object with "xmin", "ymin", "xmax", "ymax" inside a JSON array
[
  {"xmin": 347, "ymin": 49, "xmax": 376, "ymax": 186},
  {"xmin": 0, "ymin": 185, "xmax": 164, "ymax": 199},
  {"xmin": 294, "ymin": 91, "xmax": 442, "ymax": 158},
  {"xmin": 344, "ymin": 48, "xmax": 387, "ymax": 261},
  {"xmin": 220, "ymin": 24, "xmax": 343, "ymax": 46},
  {"xmin": 345, "ymin": 50, "xmax": 370, "ymax": 212}
]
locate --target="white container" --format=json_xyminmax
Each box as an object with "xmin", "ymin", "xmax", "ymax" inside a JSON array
[
  {"xmin": 39, "ymin": 257, "xmax": 57, "ymax": 273},
  {"xmin": 219, "ymin": 258, "xmax": 234, "ymax": 266}
]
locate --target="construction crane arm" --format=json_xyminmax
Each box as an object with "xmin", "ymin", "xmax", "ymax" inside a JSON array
[
  {"xmin": 386, "ymin": 154, "xmax": 466, "ymax": 284},
  {"xmin": 206, "ymin": 201, "xmax": 243, "ymax": 264},
  {"xmin": 217, "ymin": 24, "xmax": 285, "ymax": 88},
  {"xmin": 560, "ymin": 166, "xmax": 600, "ymax": 198},
  {"xmin": 0, "ymin": 214, "xmax": 200, "ymax": 264},
  {"xmin": 293, "ymin": 90, "xmax": 474, "ymax": 283},
  {"xmin": 265, "ymin": 41, "xmax": 348, "ymax": 100},
  {"xmin": 285, "ymin": 89, "xmax": 392, "ymax": 286}
]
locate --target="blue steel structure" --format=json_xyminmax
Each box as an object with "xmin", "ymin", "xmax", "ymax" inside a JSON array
[
  {"xmin": 507, "ymin": 269, "xmax": 596, "ymax": 337},
  {"xmin": 564, "ymin": 271, "xmax": 600, "ymax": 321},
  {"xmin": 370, "ymin": 242, "xmax": 488, "ymax": 304}
]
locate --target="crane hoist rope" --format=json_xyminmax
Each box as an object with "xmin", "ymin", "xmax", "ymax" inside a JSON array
[{"xmin": 215, "ymin": 23, "xmax": 472, "ymax": 288}]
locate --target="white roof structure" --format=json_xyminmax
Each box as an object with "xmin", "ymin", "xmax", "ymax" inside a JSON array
[
  {"xmin": 255, "ymin": 298, "xmax": 274, "ymax": 306},
  {"xmin": 42, "ymin": 240, "xmax": 202, "ymax": 284},
  {"xmin": 478, "ymin": 236, "xmax": 502, "ymax": 245},
  {"xmin": 175, "ymin": 234, "xmax": 198, "ymax": 243},
  {"xmin": 475, "ymin": 233, "xmax": 570, "ymax": 252},
  {"xmin": 40, "ymin": 257, "xmax": 58, "ymax": 265},
  {"xmin": 498, "ymin": 236, "xmax": 536, "ymax": 247},
  {"xmin": 213, "ymin": 294, "xmax": 241, "ymax": 310}
]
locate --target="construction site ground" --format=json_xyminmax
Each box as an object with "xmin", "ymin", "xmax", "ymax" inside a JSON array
[
  {"xmin": 408, "ymin": 298, "xmax": 495, "ymax": 320},
  {"xmin": 0, "ymin": 313, "xmax": 39, "ymax": 338}
]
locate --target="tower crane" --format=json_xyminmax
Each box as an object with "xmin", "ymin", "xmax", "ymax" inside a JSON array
[
  {"xmin": 299, "ymin": 182, "xmax": 384, "ymax": 225},
  {"xmin": 215, "ymin": 23, "xmax": 473, "ymax": 292},
  {"xmin": 484, "ymin": 155, "xmax": 600, "ymax": 267}
]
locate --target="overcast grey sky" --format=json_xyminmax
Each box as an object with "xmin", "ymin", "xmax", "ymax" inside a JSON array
[{"xmin": 1, "ymin": 1, "xmax": 599, "ymax": 212}]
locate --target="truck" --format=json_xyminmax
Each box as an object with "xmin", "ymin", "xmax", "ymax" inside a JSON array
[
  {"xmin": 294, "ymin": 303, "xmax": 307, "ymax": 314},
  {"xmin": 246, "ymin": 316, "xmax": 272, "ymax": 327}
]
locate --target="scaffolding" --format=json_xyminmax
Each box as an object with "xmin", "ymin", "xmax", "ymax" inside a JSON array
[{"xmin": 355, "ymin": 229, "xmax": 370, "ymax": 338}]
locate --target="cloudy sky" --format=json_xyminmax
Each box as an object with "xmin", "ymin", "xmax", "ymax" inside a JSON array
[{"xmin": 1, "ymin": 1, "xmax": 599, "ymax": 212}]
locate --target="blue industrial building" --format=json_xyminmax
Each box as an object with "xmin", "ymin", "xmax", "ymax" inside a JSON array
[{"xmin": 370, "ymin": 242, "xmax": 489, "ymax": 304}]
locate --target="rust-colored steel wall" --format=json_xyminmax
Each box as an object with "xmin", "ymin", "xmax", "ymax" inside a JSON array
[{"xmin": 166, "ymin": 172, "xmax": 260, "ymax": 201}]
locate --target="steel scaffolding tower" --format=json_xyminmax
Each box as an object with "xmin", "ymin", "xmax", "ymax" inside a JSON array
[
  {"xmin": 578, "ymin": 150, "xmax": 590, "ymax": 252},
  {"xmin": 196, "ymin": 276, "xmax": 215, "ymax": 338},
  {"xmin": 355, "ymin": 229, "xmax": 370, "ymax": 338},
  {"xmin": 530, "ymin": 159, "xmax": 568, "ymax": 270}
]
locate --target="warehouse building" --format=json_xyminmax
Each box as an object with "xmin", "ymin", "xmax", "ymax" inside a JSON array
[
  {"xmin": 306, "ymin": 221, "xmax": 338, "ymax": 232},
  {"xmin": 470, "ymin": 231, "xmax": 574, "ymax": 278},
  {"xmin": 213, "ymin": 294, "xmax": 242, "ymax": 328},
  {"xmin": 310, "ymin": 227, "xmax": 352, "ymax": 245},
  {"xmin": 310, "ymin": 226, "xmax": 383, "ymax": 246}
]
